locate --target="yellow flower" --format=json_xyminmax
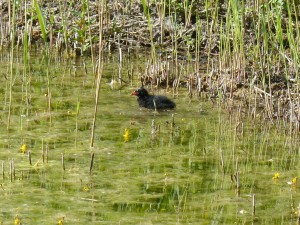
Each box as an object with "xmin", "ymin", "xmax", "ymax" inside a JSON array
[
  {"xmin": 14, "ymin": 215, "xmax": 21, "ymax": 225},
  {"xmin": 20, "ymin": 144, "xmax": 27, "ymax": 153},
  {"xmin": 292, "ymin": 177, "xmax": 298, "ymax": 185},
  {"xmin": 123, "ymin": 128, "xmax": 131, "ymax": 142},
  {"xmin": 58, "ymin": 217, "xmax": 64, "ymax": 225},
  {"xmin": 273, "ymin": 173, "xmax": 280, "ymax": 179},
  {"xmin": 83, "ymin": 186, "xmax": 90, "ymax": 192}
]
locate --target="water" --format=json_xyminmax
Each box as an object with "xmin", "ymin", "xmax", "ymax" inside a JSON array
[{"xmin": 0, "ymin": 50, "xmax": 299, "ymax": 224}]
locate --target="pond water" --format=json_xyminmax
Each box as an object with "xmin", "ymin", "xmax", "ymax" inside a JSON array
[{"xmin": 0, "ymin": 50, "xmax": 300, "ymax": 224}]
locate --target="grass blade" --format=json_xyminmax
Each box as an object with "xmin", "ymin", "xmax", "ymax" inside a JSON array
[{"xmin": 34, "ymin": 0, "xmax": 47, "ymax": 43}]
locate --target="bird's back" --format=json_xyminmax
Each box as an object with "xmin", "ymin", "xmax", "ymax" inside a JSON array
[
  {"xmin": 153, "ymin": 95, "xmax": 176, "ymax": 109},
  {"xmin": 133, "ymin": 88, "xmax": 175, "ymax": 110},
  {"xmin": 137, "ymin": 95, "xmax": 155, "ymax": 109}
]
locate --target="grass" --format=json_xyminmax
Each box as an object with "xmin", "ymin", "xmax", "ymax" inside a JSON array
[
  {"xmin": 1, "ymin": 1, "xmax": 298, "ymax": 119},
  {"xmin": 34, "ymin": 0, "xmax": 47, "ymax": 44},
  {"xmin": 6, "ymin": 0, "xmax": 17, "ymax": 130},
  {"xmin": 1, "ymin": 1, "xmax": 300, "ymax": 222}
]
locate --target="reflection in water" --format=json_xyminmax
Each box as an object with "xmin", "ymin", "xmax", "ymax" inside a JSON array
[{"xmin": 0, "ymin": 52, "xmax": 298, "ymax": 224}]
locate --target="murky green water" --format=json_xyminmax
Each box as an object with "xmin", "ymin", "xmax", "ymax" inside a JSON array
[{"xmin": 0, "ymin": 51, "xmax": 299, "ymax": 224}]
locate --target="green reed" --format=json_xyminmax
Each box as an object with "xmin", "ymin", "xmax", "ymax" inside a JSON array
[
  {"xmin": 33, "ymin": 0, "xmax": 53, "ymax": 126},
  {"xmin": 141, "ymin": 0, "xmax": 156, "ymax": 63},
  {"xmin": 86, "ymin": 0, "xmax": 96, "ymax": 74},
  {"xmin": 34, "ymin": 0, "xmax": 47, "ymax": 45},
  {"xmin": 7, "ymin": 0, "xmax": 17, "ymax": 130},
  {"xmin": 22, "ymin": 0, "xmax": 31, "ymax": 122},
  {"xmin": 23, "ymin": 1, "xmax": 29, "ymax": 65},
  {"xmin": 156, "ymin": 0, "xmax": 166, "ymax": 45},
  {"xmin": 183, "ymin": 0, "xmax": 194, "ymax": 28},
  {"xmin": 34, "ymin": 0, "xmax": 49, "ymax": 50},
  {"xmin": 1, "ymin": 0, "xmax": 300, "ymax": 138},
  {"xmin": 285, "ymin": 2, "xmax": 300, "ymax": 127},
  {"xmin": 58, "ymin": 0, "xmax": 69, "ymax": 54}
]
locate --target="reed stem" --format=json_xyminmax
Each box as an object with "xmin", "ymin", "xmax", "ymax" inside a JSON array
[
  {"xmin": 1, "ymin": 161, "xmax": 4, "ymax": 180},
  {"xmin": 252, "ymin": 194, "xmax": 255, "ymax": 216},
  {"xmin": 89, "ymin": 152, "xmax": 95, "ymax": 175},
  {"xmin": 61, "ymin": 153, "xmax": 65, "ymax": 171},
  {"xmin": 90, "ymin": 0, "xmax": 105, "ymax": 148},
  {"xmin": 28, "ymin": 151, "xmax": 32, "ymax": 165}
]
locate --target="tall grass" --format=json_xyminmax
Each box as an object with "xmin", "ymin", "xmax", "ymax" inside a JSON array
[
  {"xmin": 1, "ymin": 0, "xmax": 300, "ymax": 134},
  {"xmin": 34, "ymin": 0, "xmax": 47, "ymax": 45},
  {"xmin": 86, "ymin": 0, "xmax": 96, "ymax": 74},
  {"xmin": 58, "ymin": 0, "xmax": 69, "ymax": 54},
  {"xmin": 141, "ymin": 0, "xmax": 156, "ymax": 63},
  {"xmin": 90, "ymin": 0, "xmax": 105, "ymax": 149},
  {"xmin": 183, "ymin": 0, "xmax": 194, "ymax": 28},
  {"xmin": 33, "ymin": 0, "xmax": 53, "ymax": 126},
  {"xmin": 7, "ymin": 0, "xmax": 17, "ymax": 130}
]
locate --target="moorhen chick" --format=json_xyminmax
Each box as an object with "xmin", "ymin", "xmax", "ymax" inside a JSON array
[{"xmin": 131, "ymin": 87, "xmax": 176, "ymax": 110}]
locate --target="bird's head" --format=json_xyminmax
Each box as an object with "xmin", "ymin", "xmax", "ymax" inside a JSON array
[{"xmin": 131, "ymin": 87, "xmax": 149, "ymax": 97}]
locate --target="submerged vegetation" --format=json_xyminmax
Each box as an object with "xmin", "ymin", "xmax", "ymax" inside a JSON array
[
  {"xmin": 1, "ymin": 0, "xmax": 300, "ymax": 130},
  {"xmin": 1, "ymin": 0, "xmax": 300, "ymax": 224}
]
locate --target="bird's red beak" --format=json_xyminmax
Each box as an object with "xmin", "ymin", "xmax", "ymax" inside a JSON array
[{"xmin": 131, "ymin": 90, "xmax": 138, "ymax": 96}]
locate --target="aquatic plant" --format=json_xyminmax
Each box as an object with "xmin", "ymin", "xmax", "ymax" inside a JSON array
[
  {"xmin": 20, "ymin": 144, "xmax": 27, "ymax": 154},
  {"xmin": 123, "ymin": 128, "xmax": 131, "ymax": 142},
  {"xmin": 272, "ymin": 172, "xmax": 280, "ymax": 180}
]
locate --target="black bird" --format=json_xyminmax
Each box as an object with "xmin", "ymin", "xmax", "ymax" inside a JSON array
[{"xmin": 131, "ymin": 87, "xmax": 176, "ymax": 110}]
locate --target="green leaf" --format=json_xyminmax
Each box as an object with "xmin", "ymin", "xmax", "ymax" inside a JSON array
[
  {"xmin": 34, "ymin": 0, "xmax": 47, "ymax": 42},
  {"xmin": 141, "ymin": 0, "xmax": 148, "ymax": 18}
]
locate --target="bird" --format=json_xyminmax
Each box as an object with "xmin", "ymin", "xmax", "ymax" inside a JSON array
[{"xmin": 131, "ymin": 87, "xmax": 176, "ymax": 110}]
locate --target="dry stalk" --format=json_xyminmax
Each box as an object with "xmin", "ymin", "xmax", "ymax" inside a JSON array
[
  {"xmin": 9, "ymin": 159, "xmax": 13, "ymax": 182},
  {"xmin": 2, "ymin": 161, "xmax": 4, "ymax": 180},
  {"xmin": 28, "ymin": 151, "xmax": 32, "ymax": 165},
  {"xmin": 90, "ymin": 0, "xmax": 105, "ymax": 148},
  {"xmin": 61, "ymin": 153, "xmax": 65, "ymax": 171},
  {"xmin": 236, "ymin": 157, "xmax": 240, "ymax": 196},
  {"xmin": 89, "ymin": 152, "xmax": 95, "ymax": 175},
  {"xmin": 252, "ymin": 194, "xmax": 255, "ymax": 216},
  {"xmin": 219, "ymin": 148, "xmax": 225, "ymax": 174}
]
